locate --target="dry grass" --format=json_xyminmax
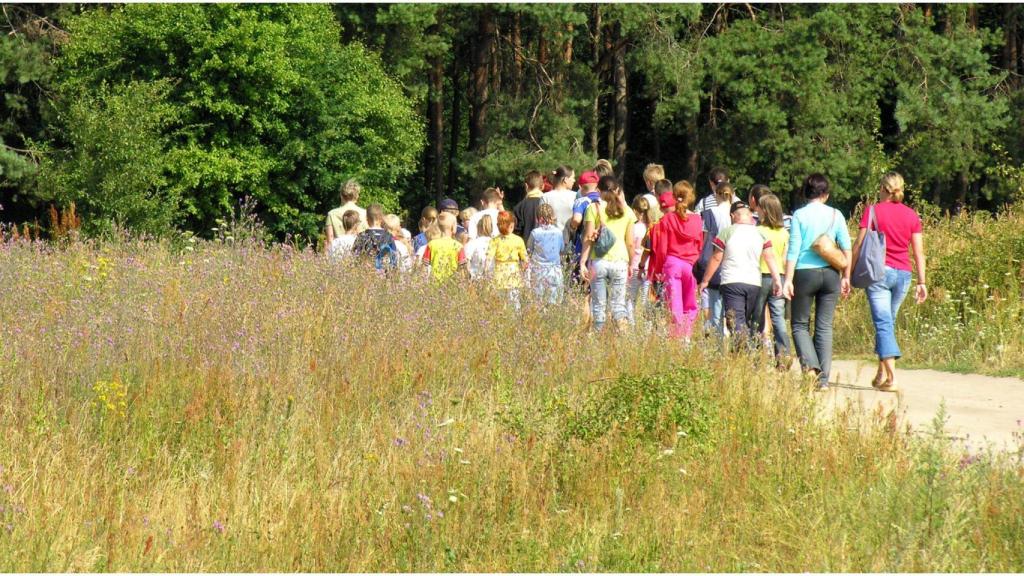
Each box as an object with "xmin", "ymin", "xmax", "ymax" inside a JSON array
[{"xmin": 0, "ymin": 236, "xmax": 1021, "ymax": 571}]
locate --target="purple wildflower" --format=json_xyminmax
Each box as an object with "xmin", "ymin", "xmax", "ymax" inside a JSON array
[
  {"xmin": 416, "ymin": 493, "xmax": 433, "ymax": 510},
  {"xmin": 212, "ymin": 519, "xmax": 225, "ymax": 534},
  {"xmin": 393, "ymin": 437, "xmax": 407, "ymax": 447}
]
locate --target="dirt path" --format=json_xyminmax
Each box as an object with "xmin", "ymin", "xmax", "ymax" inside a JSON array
[{"xmin": 822, "ymin": 359, "xmax": 1024, "ymax": 453}]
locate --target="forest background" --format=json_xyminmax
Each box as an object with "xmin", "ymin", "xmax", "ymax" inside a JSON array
[{"xmin": 2, "ymin": 3, "xmax": 1024, "ymax": 242}]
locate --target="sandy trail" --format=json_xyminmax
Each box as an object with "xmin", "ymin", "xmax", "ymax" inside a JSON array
[{"xmin": 821, "ymin": 359, "xmax": 1024, "ymax": 453}]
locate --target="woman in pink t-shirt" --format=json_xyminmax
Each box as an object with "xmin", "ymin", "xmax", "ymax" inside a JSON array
[{"xmin": 852, "ymin": 172, "xmax": 928, "ymax": 392}]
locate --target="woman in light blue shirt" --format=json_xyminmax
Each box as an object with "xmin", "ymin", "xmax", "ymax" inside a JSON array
[{"xmin": 782, "ymin": 174, "xmax": 852, "ymax": 389}]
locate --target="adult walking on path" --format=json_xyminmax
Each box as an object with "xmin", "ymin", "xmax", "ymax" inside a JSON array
[
  {"xmin": 783, "ymin": 173, "xmax": 852, "ymax": 390},
  {"xmin": 326, "ymin": 179, "xmax": 367, "ymax": 245},
  {"xmin": 851, "ymin": 172, "xmax": 928, "ymax": 392}
]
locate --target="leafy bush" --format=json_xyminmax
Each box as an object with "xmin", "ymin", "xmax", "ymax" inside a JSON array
[
  {"xmin": 56, "ymin": 4, "xmax": 423, "ymax": 240},
  {"xmin": 563, "ymin": 370, "xmax": 716, "ymax": 446},
  {"xmin": 37, "ymin": 80, "xmax": 182, "ymax": 236}
]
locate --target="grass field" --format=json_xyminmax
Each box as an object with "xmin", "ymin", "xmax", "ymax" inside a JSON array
[{"xmin": 0, "ymin": 221, "xmax": 1022, "ymax": 571}]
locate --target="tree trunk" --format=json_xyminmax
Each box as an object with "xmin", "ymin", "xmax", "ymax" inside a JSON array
[
  {"xmin": 428, "ymin": 47, "xmax": 445, "ymax": 205},
  {"xmin": 589, "ymin": 5, "xmax": 601, "ymax": 155},
  {"xmin": 931, "ymin": 180, "xmax": 942, "ymax": 207},
  {"xmin": 490, "ymin": 22, "xmax": 501, "ymax": 100},
  {"xmin": 612, "ymin": 23, "xmax": 628, "ymax": 179},
  {"xmin": 469, "ymin": 9, "xmax": 496, "ymax": 152},
  {"xmin": 447, "ymin": 58, "xmax": 463, "ymax": 195},
  {"xmin": 1005, "ymin": 5, "xmax": 1020, "ymax": 86},
  {"xmin": 564, "ymin": 23, "xmax": 574, "ymax": 63},
  {"xmin": 605, "ymin": 27, "xmax": 615, "ymax": 160},
  {"xmin": 512, "ymin": 12, "xmax": 523, "ymax": 99},
  {"xmin": 685, "ymin": 113, "xmax": 699, "ymax": 182},
  {"xmin": 956, "ymin": 171, "xmax": 969, "ymax": 212}
]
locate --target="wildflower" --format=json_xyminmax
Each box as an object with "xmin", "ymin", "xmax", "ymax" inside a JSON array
[
  {"xmin": 2, "ymin": 484, "xmax": 11, "ymax": 494},
  {"xmin": 401, "ymin": 505, "xmax": 412, "ymax": 514},
  {"xmin": 212, "ymin": 519, "xmax": 225, "ymax": 534},
  {"xmin": 393, "ymin": 437, "xmax": 407, "ymax": 447},
  {"xmin": 416, "ymin": 493, "xmax": 432, "ymax": 508}
]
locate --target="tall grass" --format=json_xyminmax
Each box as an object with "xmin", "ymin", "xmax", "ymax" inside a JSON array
[
  {"xmin": 834, "ymin": 204, "xmax": 1024, "ymax": 376},
  {"xmin": 0, "ymin": 236, "xmax": 1021, "ymax": 571}
]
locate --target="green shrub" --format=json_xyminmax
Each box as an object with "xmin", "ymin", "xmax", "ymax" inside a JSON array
[{"xmin": 562, "ymin": 369, "xmax": 716, "ymax": 447}]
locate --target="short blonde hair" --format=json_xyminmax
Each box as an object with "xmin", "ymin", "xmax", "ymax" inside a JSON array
[
  {"xmin": 643, "ymin": 163, "xmax": 665, "ymax": 183},
  {"xmin": 594, "ymin": 159, "xmax": 614, "ymax": 177},
  {"xmin": 341, "ymin": 179, "xmax": 361, "ymax": 202},
  {"xmin": 425, "ymin": 222, "xmax": 442, "ymax": 241},
  {"xmin": 437, "ymin": 211, "xmax": 456, "ymax": 234},
  {"xmin": 459, "ymin": 207, "xmax": 477, "ymax": 226},
  {"xmin": 880, "ymin": 171, "xmax": 905, "ymax": 203},
  {"xmin": 383, "ymin": 214, "xmax": 402, "ymax": 236}
]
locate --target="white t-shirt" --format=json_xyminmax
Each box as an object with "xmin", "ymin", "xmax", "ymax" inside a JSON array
[
  {"xmin": 467, "ymin": 208, "xmax": 499, "ymax": 239},
  {"xmin": 394, "ymin": 239, "xmax": 412, "ymax": 272},
  {"xmin": 710, "ymin": 203, "xmax": 732, "ymax": 236},
  {"xmin": 464, "ymin": 236, "xmax": 492, "ymax": 279},
  {"xmin": 695, "ymin": 193, "xmax": 740, "ymax": 214},
  {"xmin": 328, "ymin": 235, "xmax": 356, "ymax": 261},
  {"xmin": 631, "ymin": 221, "xmax": 647, "ymax": 269},
  {"xmin": 540, "ymin": 190, "xmax": 577, "ymax": 233},
  {"xmin": 713, "ymin": 224, "xmax": 771, "ymax": 287}
]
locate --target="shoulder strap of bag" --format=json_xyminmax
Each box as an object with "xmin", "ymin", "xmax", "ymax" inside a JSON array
[{"xmin": 869, "ymin": 204, "xmax": 879, "ymax": 231}]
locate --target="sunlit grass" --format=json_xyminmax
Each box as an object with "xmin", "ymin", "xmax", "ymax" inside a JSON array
[{"xmin": 0, "ymin": 235, "xmax": 1021, "ymax": 571}]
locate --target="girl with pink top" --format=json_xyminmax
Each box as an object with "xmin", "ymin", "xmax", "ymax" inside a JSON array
[
  {"xmin": 650, "ymin": 181, "xmax": 704, "ymax": 340},
  {"xmin": 852, "ymin": 172, "xmax": 928, "ymax": 392}
]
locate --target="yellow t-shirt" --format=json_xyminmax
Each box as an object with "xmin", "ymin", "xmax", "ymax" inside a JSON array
[
  {"xmin": 487, "ymin": 234, "xmax": 527, "ymax": 289},
  {"xmin": 424, "ymin": 237, "xmax": 465, "ymax": 281},
  {"xmin": 757, "ymin": 225, "xmax": 788, "ymax": 274},
  {"xmin": 583, "ymin": 201, "xmax": 637, "ymax": 263}
]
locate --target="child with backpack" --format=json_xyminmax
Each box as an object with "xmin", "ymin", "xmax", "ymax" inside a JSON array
[{"xmin": 352, "ymin": 204, "xmax": 399, "ymax": 272}]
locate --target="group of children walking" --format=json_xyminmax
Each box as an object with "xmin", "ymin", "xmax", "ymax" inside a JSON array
[{"xmin": 326, "ymin": 162, "xmax": 928, "ymax": 391}]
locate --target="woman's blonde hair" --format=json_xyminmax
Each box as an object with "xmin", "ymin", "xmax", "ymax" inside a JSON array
[
  {"xmin": 757, "ymin": 194, "xmax": 785, "ymax": 230},
  {"xmin": 673, "ymin": 180, "xmax": 696, "ymax": 211},
  {"xmin": 880, "ymin": 171, "xmax": 905, "ymax": 203}
]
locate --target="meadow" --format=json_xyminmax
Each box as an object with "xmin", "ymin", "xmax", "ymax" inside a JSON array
[{"xmin": 0, "ymin": 212, "xmax": 1022, "ymax": 571}]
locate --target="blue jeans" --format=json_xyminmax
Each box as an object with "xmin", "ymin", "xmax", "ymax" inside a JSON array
[
  {"xmin": 625, "ymin": 275, "xmax": 650, "ymax": 324},
  {"xmin": 702, "ymin": 288, "xmax": 724, "ymax": 335},
  {"xmin": 755, "ymin": 274, "xmax": 791, "ymax": 358},
  {"xmin": 590, "ymin": 259, "xmax": 628, "ymax": 330},
  {"xmin": 791, "ymin": 267, "xmax": 841, "ymax": 386},
  {"xmin": 532, "ymin": 263, "xmax": 564, "ymax": 306},
  {"xmin": 866, "ymin": 266, "xmax": 912, "ymax": 360}
]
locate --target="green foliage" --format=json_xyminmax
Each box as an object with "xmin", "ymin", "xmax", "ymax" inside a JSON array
[
  {"xmin": 893, "ymin": 6, "xmax": 1009, "ymax": 197},
  {"xmin": 563, "ymin": 370, "xmax": 716, "ymax": 446},
  {"xmin": 37, "ymin": 80, "xmax": 182, "ymax": 236},
  {"xmin": 55, "ymin": 4, "xmax": 423, "ymax": 240},
  {"xmin": 0, "ymin": 12, "xmax": 59, "ymax": 192}
]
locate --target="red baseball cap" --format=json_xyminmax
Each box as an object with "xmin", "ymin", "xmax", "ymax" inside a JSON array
[
  {"xmin": 658, "ymin": 191, "xmax": 677, "ymax": 210},
  {"xmin": 579, "ymin": 171, "xmax": 599, "ymax": 185}
]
